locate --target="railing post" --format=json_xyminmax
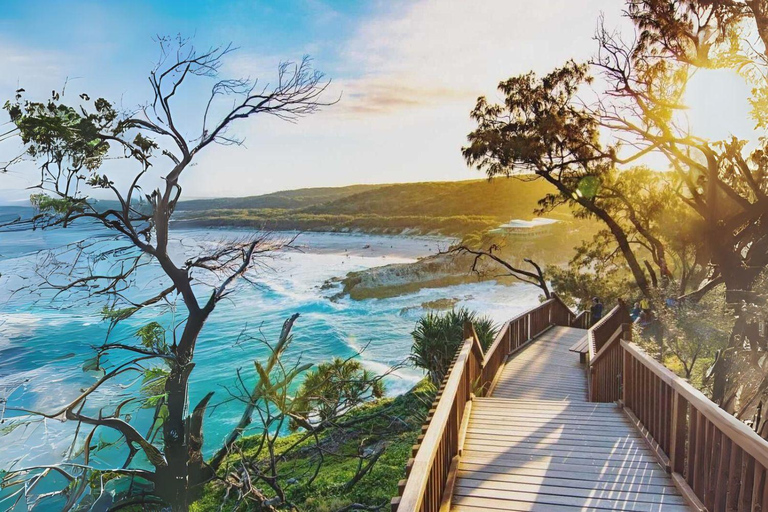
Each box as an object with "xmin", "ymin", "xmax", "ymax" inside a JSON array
[
  {"xmin": 669, "ymin": 391, "xmax": 688, "ymax": 474},
  {"xmin": 622, "ymin": 345, "xmax": 631, "ymax": 408},
  {"xmin": 527, "ymin": 314, "xmax": 531, "ymax": 341}
]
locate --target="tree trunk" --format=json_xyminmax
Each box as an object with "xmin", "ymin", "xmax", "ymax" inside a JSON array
[
  {"xmin": 154, "ymin": 311, "xmax": 208, "ymax": 510},
  {"xmin": 710, "ymin": 238, "xmax": 763, "ymax": 413},
  {"xmin": 541, "ymin": 174, "xmax": 652, "ymax": 297}
]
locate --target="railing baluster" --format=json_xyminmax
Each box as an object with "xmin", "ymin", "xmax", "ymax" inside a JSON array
[
  {"xmin": 670, "ymin": 391, "xmax": 687, "ymax": 474},
  {"xmin": 611, "ymin": 340, "xmax": 768, "ymax": 512},
  {"xmin": 726, "ymin": 445, "xmax": 742, "ymax": 511}
]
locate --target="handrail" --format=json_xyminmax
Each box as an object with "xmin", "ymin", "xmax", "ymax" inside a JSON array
[
  {"xmin": 590, "ymin": 324, "xmax": 624, "ymax": 365},
  {"xmin": 587, "ymin": 304, "xmax": 620, "ymax": 360},
  {"xmin": 623, "ymin": 341, "xmax": 768, "ymax": 471},
  {"xmin": 392, "ymin": 294, "xmax": 586, "ymax": 511},
  {"xmin": 570, "ymin": 310, "xmax": 591, "ymax": 329},
  {"xmin": 588, "ymin": 323, "xmax": 627, "ymax": 402},
  {"xmin": 396, "ymin": 336, "xmax": 479, "ymax": 512},
  {"xmin": 588, "ymin": 323, "xmax": 768, "ymax": 511},
  {"xmin": 585, "ymin": 303, "xmax": 629, "ymax": 402}
]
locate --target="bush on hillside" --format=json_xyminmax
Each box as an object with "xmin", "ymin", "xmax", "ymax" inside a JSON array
[
  {"xmin": 290, "ymin": 357, "xmax": 385, "ymax": 431},
  {"xmin": 410, "ymin": 308, "xmax": 497, "ymax": 384}
]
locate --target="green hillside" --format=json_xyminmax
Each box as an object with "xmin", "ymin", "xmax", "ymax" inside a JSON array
[
  {"xmin": 302, "ymin": 179, "xmax": 566, "ymax": 219},
  {"xmin": 176, "ymin": 184, "xmax": 381, "ymax": 211},
  {"xmin": 175, "ymin": 178, "xmax": 571, "ymax": 236}
]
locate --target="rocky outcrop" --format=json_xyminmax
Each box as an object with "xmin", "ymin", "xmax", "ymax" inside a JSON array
[{"xmin": 328, "ymin": 251, "xmax": 502, "ymax": 300}]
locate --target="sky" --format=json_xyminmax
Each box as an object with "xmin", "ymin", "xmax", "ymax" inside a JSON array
[{"xmin": 0, "ymin": 0, "xmax": 748, "ymax": 203}]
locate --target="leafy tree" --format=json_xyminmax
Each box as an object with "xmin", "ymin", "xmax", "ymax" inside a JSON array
[
  {"xmin": 290, "ymin": 358, "xmax": 385, "ymax": 431},
  {"xmin": 0, "ymin": 36, "xmax": 334, "ymax": 511},
  {"xmin": 463, "ymin": 0, "xmax": 768, "ymax": 420},
  {"xmin": 410, "ymin": 308, "xmax": 497, "ymax": 384},
  {"xmin": 655, "ymin": 290, "xmax": 732, "ymax": 381}
]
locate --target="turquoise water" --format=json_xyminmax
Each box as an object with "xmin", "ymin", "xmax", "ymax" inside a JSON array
[{"xmin": 0, "ymin": 221, "xmax": 541, "ymax": 471}]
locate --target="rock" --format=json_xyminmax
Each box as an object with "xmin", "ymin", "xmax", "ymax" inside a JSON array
[
  {"xmin": 421, "ymin": 298, "xmax": 460, "ymax": 310},
  {"xmin": 331, "ymin": 252, "xmax": 482, "ymax": 300}
]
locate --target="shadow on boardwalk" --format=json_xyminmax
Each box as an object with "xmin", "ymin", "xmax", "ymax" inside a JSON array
[{"xmin": 450, "ymin": 326, "xmax": 689, "ymax": 512}]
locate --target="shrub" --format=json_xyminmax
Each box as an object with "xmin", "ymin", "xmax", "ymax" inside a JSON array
[
  {"xmin": 290, "ymin": 358, "xmax": 384, "ymax": 431},
  {"xmin": 409, "ymin": 308, "xmax": 497, "ymax": 384}
]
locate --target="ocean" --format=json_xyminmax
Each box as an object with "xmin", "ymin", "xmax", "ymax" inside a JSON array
[{"xmin": 0, "ymin": 219, "xmax": 542, "ymax": 470}]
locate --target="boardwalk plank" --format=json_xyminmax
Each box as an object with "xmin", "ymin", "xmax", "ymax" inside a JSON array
[
  {"xmin": 449, "ymin": 326, "xmax": 687, "ymax": 511},
  {"xmin": 454, "ymin": 479, "xmax": 688, "ymax": 504},
  {"xmin": 452, "ymin": 494, "xmax": 690, "ymax": 511},
  {"xmin": 455, "ymin": 467, "xmax": 675, "ymax": 487}
]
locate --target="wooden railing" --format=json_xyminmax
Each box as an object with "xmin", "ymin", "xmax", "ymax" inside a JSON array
[
  {"xmin": 392, "ymin": 295, "xmax": 581, "ymax": 512},
  {"xmin": 588, "ymin": 319, "xmax": 768, "ymax": 510},
  {"xmin": 620, "ymin": 342, "xmax": 768, "ymax": 511},
  {"xmin": 588, "ymin": 301, "xmax": 629, "ymax": 357},
  {"xmin": 587, "ymin": 303, "xmax": 630, "ymax": 402},
  {"xmin": 392, "ymin": 335, "xmax": 481, "ymax": 512},
  {"xmin": 570, "ymin": 310, "xmax": 591, "ymax": 329}
]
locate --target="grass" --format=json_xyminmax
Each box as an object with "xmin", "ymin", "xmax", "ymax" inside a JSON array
[{"xmin": 191, "ymin": 379, "xmax": 435, "ymax": 512}]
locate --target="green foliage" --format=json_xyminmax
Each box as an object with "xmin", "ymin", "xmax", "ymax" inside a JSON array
[
  {"xmin": 100, "ymin": 305, "xmax": 139, "ymax": 322},
  {"xmin": 192, "ymin": 379, "xmax": 435, "ymax": 512},
  {"xmin": 291, "ymin": 358, "xmax": 385, "ymax": 431},
  {"xmin": 3, "ymin": 90, "xmax": 157, "ymax": 201},
  {"xmin": 140, "ymin": 367, "xmax": 170, "ymax": 405},
  {"xmin": 179, "ymin": 210, "xmax": 498, "ymax": 237},
  {"xmin": 656, "ymin": 290, "xmax": 732, "ymax": 382},
  {"xmin": 174, "ymin": 178, "xmax": 575, "ymax": 237},
  {"xmin": 5, "ymin": 93, "xmax": 116, "ymax": 172},
  {"xmin": 29, "ymin": 193, "xmax": 84, "ymax": 215},
  {"xmin": 135, "ymin": 322, "xmax": 169, "ymax": 354},
  {"xmin": 548, "ymin": 260, "xmax": 633, "ymax": 309},
  {"xmin": 462, "ymin": 60, "xmax": 599, "ymax": 185},
  {"xmin": 410, "ymin": 308, "xmax": 497, "ymax": 384}
]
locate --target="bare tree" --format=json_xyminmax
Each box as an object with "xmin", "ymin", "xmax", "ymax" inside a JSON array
[
  {"xmin": 445, "ymin": 244, "xmax": 550, "ymax": 298},
  {"xmin": 0, "ymin": 35, "xmax": 337, "ymax": 510}
]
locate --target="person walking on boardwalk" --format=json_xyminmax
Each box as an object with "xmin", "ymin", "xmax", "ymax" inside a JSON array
[{"xmin": 590, "ymin": 296, "xmax": 604, "ymax": 322}]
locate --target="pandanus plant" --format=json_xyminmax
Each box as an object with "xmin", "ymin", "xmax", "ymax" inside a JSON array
[{"xmin": 409, "ymin": 308, "xmax": 497, "ymax": 384}]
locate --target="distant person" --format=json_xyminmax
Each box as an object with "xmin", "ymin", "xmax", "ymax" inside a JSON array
[
  {"xmin": 636, "ymin": 308, "xmax": 654, "ymax": 337},
  {"xmin": 640, "ymin": 297, "xmax": 650, "ymax": 312},
  {"xmin": 590, "ymin": 297, "xmax": 604, "ymax": 322},
  {"xmin": 635, "ymin": 309, "xmax": 650, "ymax": 332},
  {"xmin": 630, "ymin": 302, "xmax": 641, "ymax": 321}
]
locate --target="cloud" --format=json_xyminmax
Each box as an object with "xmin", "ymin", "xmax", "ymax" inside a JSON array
[
  {"xmin": 0, "ymin": 40, "xmax": 70, "ymax": 92},
  {"xmin": 335, "ymin": 76, "xmax": 473, "ymax": 115},
  {"xmin": 327, "ymin": 0, "xmax": 622, "ymax": 117},
  {"xmin": 0, "ymin": 1, "xmax": 629, "ymax": 201},
  {"xmin": 176, "ymin": 0, "xmax": 630, "ymax": 197}
]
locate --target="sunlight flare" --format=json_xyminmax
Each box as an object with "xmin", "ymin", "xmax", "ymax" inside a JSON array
[{"xmin": 683, "ymin": 68, "xmax": 753, "ymax": 141}]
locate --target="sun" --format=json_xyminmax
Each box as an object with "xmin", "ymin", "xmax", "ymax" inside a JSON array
[{"xmin": 682, "ymin": 68, "xmax": 754, "ymax": 141}]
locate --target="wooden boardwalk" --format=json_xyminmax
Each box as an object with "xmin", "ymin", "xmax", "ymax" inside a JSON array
[
  {"xmin": 395, "ymin": 298, "xmax": 768, "ymax": 512},
  {"xmin": 451, "ymin": 326, "xmax": 689, "ymax": 511}
]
